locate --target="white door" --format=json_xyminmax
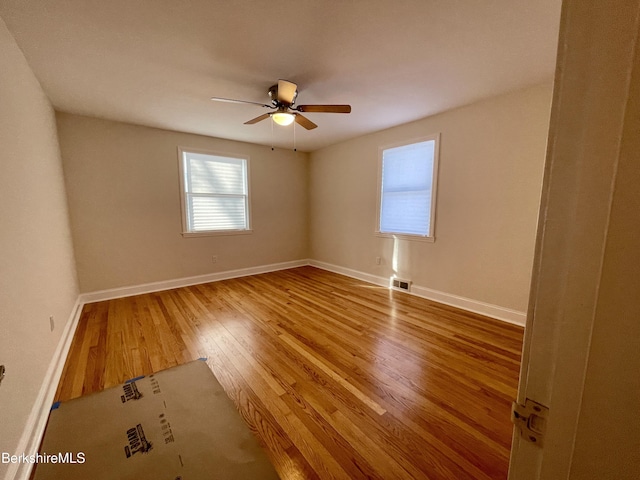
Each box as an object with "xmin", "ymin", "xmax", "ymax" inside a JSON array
[{"xmin": 509, "ymin": 1, "xmax": 640, "ymax": 479}]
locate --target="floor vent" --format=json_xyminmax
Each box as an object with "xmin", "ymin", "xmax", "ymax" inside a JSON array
[{"xmin": 391, "ymin": 278, "xmax": 412, "ymax": 292}]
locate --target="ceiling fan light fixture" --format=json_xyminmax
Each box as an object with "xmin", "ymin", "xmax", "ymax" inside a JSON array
[{"xmin": 271, "ymin": 112, "xmax": 295, "ymax": 126}]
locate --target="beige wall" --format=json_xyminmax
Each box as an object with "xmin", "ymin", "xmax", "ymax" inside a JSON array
[
  {"xmin": 0, "ymin": 19, "xmax": 79, "ymax": 474},
  {"xmin": 309, "ymin": 83, "xmax": 552, "ymax": 313},
  {"xmin": 0, "ymin": 18, "xmax": 552, "ymax": 474},
  {"xmin": 56, "ymin": 113, "xmax": 309, "ymax": 293}
]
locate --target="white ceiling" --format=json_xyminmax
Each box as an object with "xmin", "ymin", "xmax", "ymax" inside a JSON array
[{"xmin": 0, "ymin": 0, "xmax": 561, "ymax": 152}]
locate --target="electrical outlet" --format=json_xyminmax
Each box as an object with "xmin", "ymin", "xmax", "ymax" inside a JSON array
[
  {"xmin": 375, "ymin": 256, "xmax": 381, "ymax": 265},
  {"xmin": 212, "ymin": 255, "xmax": 218, "ymax": 264},
  {"xmin": 49, "ymin": 316, "xmax": 55, "ymax": 332}
]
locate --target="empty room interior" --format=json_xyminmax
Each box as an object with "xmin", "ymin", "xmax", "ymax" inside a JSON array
[{"xmin": 2, "ymin": 1, "xmax": 639, "ymax": 479}]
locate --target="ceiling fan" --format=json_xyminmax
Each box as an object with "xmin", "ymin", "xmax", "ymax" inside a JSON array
[{"xmin": 210, "ymin": 79, "xmax": 351, "ymax": 130}]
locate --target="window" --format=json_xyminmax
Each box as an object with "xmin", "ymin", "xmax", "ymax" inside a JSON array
[
  {"xmin": 178, "ymin": 148, "xmax": 251, "ymax": 236},
  {"xmin": 377, "ymin": 135, "xmax": 439, "ymax": 240}
]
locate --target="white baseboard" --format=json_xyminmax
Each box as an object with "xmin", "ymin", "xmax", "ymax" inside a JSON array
[
  {"xmin": 5, "ymin": 299, "xmax": 84, "ymax": 480},
  {"xmin": 308, "ymin": 260, "xmax": 526, "ymax": 326},
  {"xmin": 79, "ymin": 259, "xmax": 309, "ymax": 303},
  {"xmin": 308, "ymin": 260, "xmax": 388, "ymax": 288},
  {"xmin": 409, "ymin": 284, "xmax": 526, "ymax": 326}
]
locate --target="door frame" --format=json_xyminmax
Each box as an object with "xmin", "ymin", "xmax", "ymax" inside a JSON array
[{"xmin": 508, "ymin": 0, "xmax": 640, "ymax": 478}]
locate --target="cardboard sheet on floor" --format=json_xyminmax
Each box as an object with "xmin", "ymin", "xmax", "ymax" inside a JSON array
[{"xmin": 33, "ymin": 360, "xmax": 280, "ymax": 479}]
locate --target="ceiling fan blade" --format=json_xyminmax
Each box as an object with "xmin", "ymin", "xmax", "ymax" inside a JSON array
[
  {"xmin": 296, "ymin": 104, "xmax": 351, "ymax": 113},
  {"xmin": 294, "ymin": 113, "xmax": 318, "ymax": 130},
  {"xmin": 277, "ymin": 79, "xmax": 298, "ymax": 105},
  {"xmin": 211, "ymin": 97, "xmax": 272, "ymax": 108},
  {"xmin": 244, "ymin": 113, "xmax": 271, "ymax": 125}
]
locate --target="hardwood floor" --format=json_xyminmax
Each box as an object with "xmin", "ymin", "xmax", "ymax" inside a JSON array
[{"xmin": 55, "ymin": 266, "xmax": 524, "ymax": 479}]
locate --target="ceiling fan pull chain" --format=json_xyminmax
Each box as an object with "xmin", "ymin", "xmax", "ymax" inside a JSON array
[
  {"xmin": 271, "ymin": 116, "xmax": 274, "ymax": 151},
  {"xmin": 293, "ymin": 119, "xmax": 297, "ymax": 152}
]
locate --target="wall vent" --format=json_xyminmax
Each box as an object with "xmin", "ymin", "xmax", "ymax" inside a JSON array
[{"xmin": 391, "ymin": 277, "xmax": 412, "ymax": 292}]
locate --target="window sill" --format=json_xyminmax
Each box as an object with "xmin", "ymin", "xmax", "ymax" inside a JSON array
[
  {"xmin": 182, "ymin": 229, "xmax": 253, "ymax": 238},
  {"xmin": 375, "ymin": 231, "xmax": 435, "ymax": 243}
]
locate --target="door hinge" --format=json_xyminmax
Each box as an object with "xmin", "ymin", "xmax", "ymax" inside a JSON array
[{"xmin": 511, "ymin": 398, "xmax": 549, "ymax": 447}]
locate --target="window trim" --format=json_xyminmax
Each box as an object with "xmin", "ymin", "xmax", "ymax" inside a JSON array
[
  {"xmin": 375, "ymin": 133, "xmax": 440, "ymax": 242},
  {"xmin": 177, "ymin": 146, "xmax": 253, "ymax": 237}
]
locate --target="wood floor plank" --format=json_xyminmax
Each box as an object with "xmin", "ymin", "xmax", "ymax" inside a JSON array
[{"xmin": 55, "ymin": 266, "xmax": 523, "ymax": 479}]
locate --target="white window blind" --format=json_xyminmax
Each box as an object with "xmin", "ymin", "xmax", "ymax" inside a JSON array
[
  {"xmin": 180, "ymin": 150, "xmax": 249, "ymax": 233},
  {"xmin": 379, "ymin": 139, "xmax": 437, "ymax": 237}
]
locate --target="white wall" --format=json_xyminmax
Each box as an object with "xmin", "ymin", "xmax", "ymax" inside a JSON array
[
  {"xmin": 56, "ymin": 113, "xmax": 309, "ymax": 293},
  {"xmin": 0, "ymin": 19, "xmax": 79, "ymax": 478},
  {"xmin": 309, "ymin": 83, "xmax": 552, "ymax": 316}
]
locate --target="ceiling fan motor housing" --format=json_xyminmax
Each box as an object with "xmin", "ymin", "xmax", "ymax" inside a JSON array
[{"xmin": 268, "ymin": 84, "xmax": 297, "ymax": 106}]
